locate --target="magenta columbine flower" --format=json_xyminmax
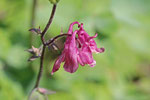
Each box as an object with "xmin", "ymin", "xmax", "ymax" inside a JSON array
[{"xmin": 51, "ymin": 21, "xmax": 105, "ymax": 75}]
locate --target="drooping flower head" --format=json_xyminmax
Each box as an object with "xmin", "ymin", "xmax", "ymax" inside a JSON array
[{"xmin": 51, "ymin": 21, "xmax": 104, "ymax": 75}]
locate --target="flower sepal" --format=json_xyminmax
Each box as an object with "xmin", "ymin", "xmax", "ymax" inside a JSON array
[
  {"xmin": 49, "ymin": 0, "xmax": 60, "ymax": 4},
  {"xmin": 26, "ymin": 46, "xmax": 43, "ymax": 61}
]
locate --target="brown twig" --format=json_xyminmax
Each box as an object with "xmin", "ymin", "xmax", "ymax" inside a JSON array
[
  {"xmin": 41, "ymin": 4, "xmax": 57, "ymax": 45},
  {"xmin": 33, "ymin": 4, "xmax": 57, "ymax": 89},
  {"xmin": 29, "ymin": 4, "xmax": 61, "ymax": 100},
  {"xmin": 45, "ymin": 34, "xmax": 70, "ymax": 45},
  {"xmin": 34, "ymin": 45, "xmax": 46, "ymax": 88}
]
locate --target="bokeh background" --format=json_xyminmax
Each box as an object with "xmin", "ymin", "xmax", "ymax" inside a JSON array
[{"xmin": 0, "ymin": 0, "xmax": 150, "ymax": 100}]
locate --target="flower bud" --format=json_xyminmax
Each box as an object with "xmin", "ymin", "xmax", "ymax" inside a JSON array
[{"xmin": 49, "ymin": 0, "xmax": 60, "ymax": 4}]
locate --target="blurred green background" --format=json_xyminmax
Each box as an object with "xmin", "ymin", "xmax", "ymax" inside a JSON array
[{"xmin": 0, "ymin": 0, "xmax": 150, "ymax": 100}]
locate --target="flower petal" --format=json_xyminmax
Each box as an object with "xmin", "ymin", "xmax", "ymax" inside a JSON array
[
  {"xmin": 78, "ymin": 45, "xmax": 94, "ymax": 65},
  {"xmin": 77, "ymin": 55, "xmax": 85, "ymax": 66},
  {"xmin": 68, "ymin": 21, "xmax": 80, "ymax": 34},
  {"xmin": 63, "ymin": 30, "xmax": 79, "ymax": 73},
  {"xmin": 95, "ymin": 47, "xmax": 105, "ymax": 53},
  {"xmin": 51, "ymin": 54, "xmax": 64, "ymax": 75},
  {"xmin": 88, "ymin": 60, "xmax": 96, "ymax": 67},
  {"xmin": 87, "ymin": 33, "xmax": 98, "ymax": 42},
  {"xmin": 63, "ymin": 57, "xmax": 79, "ymax": 73}
]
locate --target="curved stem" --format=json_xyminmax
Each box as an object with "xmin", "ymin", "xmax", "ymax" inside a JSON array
[
  {"xmin": 41, "ymin": 4, "xmax": 57, "ymax": 44},
  {"xmin": 33, "ymin": 4, "xmax": 57, "ymax": 89},
  {"xmin": 29, "ymin": 4, "xmax": 57, "ymax": 99},
  {"xmin": 45, "ymin": 34, "xmax": 70, "ymax": 45},
  {"xmin": 34, "ymin": 45, "xmax": 46, "ymax": 88}
]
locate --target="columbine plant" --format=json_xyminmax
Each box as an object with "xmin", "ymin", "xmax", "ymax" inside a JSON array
[
  {"xmin": 51, "ymin": 22, "xmax": 105, "ymax": 75},
  {"xmin": 27, "ymin": 0, "xmax": 104, "ymax": 100}
]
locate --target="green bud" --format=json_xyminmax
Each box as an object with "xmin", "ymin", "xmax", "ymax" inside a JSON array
[{"xmin": 49, "ymin": 0, "xmax": 60, "ymax": 4}]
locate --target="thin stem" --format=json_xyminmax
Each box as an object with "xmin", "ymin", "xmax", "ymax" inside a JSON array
[
  {"xmin": 41, "ymin": 4, "xmax": 57, "ymax": 44},
  {"xmin": 33, "ymin": 4, "xmax": 57, "ymax": 89},
  {"xmin": 45, "ymin": 34, "xmax": 70, "ymax": 45},
  {"xmin": 29, "ymin": 4, "xmax": 57, "ymax": 99},
  {"xmin": 34, "ymin": 45, "xmax": 46, "ymax": 88}
]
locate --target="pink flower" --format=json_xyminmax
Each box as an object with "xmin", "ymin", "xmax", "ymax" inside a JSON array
[
  {"xmin": 77, "ymin": 23, "xmax": 105, "ymax": 53},
  {"xmin": 51, "ymin": 22, "xmax": 104, "ymax": 75}
]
